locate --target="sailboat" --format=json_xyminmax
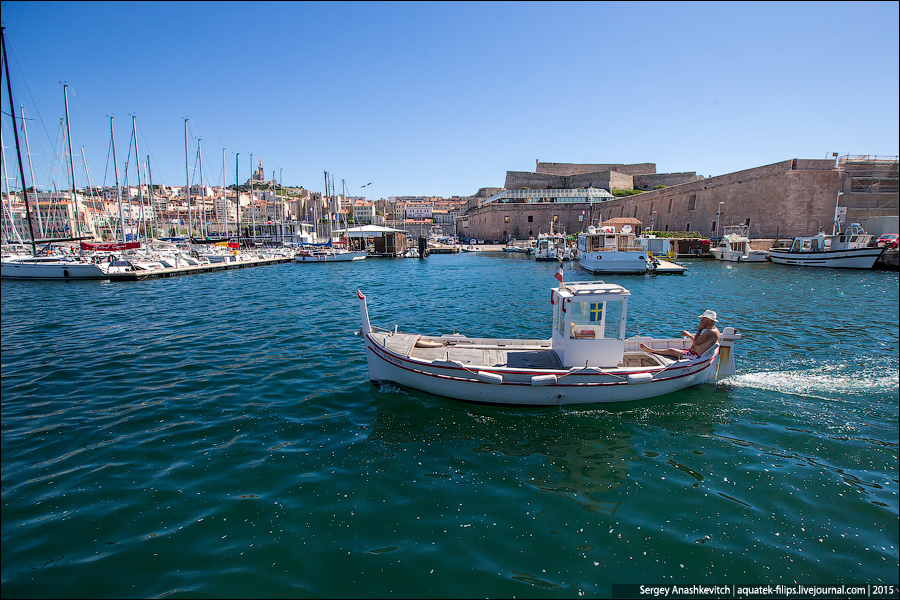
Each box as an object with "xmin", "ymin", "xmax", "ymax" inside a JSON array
[
  {"xmin": 0, "ymin": 30, "xmax": 107, "ymax": 279},
  {"xmin": 294, "ymin": 172, "xmax": 366, "ymax": 263}
]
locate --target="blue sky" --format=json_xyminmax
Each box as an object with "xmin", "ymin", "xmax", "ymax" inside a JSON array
[{"xmin": 2, "ymin": 1, "xmax": 898, "ymax": 199}]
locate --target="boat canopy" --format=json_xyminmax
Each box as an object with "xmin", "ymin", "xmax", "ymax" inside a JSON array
[{"xmin": 337, "ymin": 225, "xmax": 407, "ymax": 238}]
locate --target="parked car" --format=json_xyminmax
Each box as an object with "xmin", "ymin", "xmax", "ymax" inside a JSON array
[{"xmin": 876, "ymin": 233, "xmax": 898, "ymax": 249}]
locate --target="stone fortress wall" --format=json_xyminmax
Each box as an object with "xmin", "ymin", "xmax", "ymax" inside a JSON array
[{"xmin": 460, "ymin": 157, "xmax": 899, "ymax": 242}]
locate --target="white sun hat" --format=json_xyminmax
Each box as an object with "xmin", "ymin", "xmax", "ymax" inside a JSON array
[{"xmin": 698, "ymin": 310, "xmax": 719, "ymax": 322}]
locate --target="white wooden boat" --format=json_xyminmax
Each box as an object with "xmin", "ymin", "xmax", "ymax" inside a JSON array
[
  {"xmin": 710, "ymin": 225, "xmax": 768, "ymax": 262},
  {"xmin": 576, "ymin": 225, "xmax": 650, "ymax": 274},
  {"xmin": 768, "ymin": 223, "xmax": 884, "ymax": 269},
  {"xmin": 357, "ymin": 281, "xmax": 740, "ymax": 405}
]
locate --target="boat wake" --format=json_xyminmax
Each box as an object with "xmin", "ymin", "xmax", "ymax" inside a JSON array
[{"xmin": 728, "ymin": 364, "xmax": 898, "ymax": 401}]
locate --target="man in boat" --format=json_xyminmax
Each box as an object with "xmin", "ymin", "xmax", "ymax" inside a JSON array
[{"xmin": 640, "ymin": 310, "xmax": 721, "ymax": 359}]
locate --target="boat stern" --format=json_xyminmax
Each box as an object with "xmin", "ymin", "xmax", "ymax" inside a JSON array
[
  {"xmin": 357, "ymin": 290, "xmax": 371, "ymax": 337},
  {"xmin": 715, "ymin": 326, "xmax": 741, "ymax": 379}
]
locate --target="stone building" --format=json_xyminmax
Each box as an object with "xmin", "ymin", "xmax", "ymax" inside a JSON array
[{"xmin": 459, "ymin": 156, "xmax": 899, "ymax": 242}]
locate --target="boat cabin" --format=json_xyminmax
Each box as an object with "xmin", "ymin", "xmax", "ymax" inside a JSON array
[
  {"xmin": 577, "ymin": 225, "xmax": 641, "ymax": 253},
  {"xmin": 551, "ymin": 281, "xmax": 629, "ymax": 368},
  {"xmin": 787, "ymin": 223, "xmax": 873, "ymax": 253}
]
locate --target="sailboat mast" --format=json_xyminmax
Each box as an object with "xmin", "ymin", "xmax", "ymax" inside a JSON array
[
  {"xmin": 110, "ymin": 117, "xmax": 125, "ymax": 242},
  {"xmin": 185, "ymin": 118, "xmax": 191, "ymax": 238},
  {"xmin": 20, "ymin": 105, "xmax": 44, "ymax": 237},
  {"xmin": 198, "ymin": 138, "xmax": 205, "ymax": 237},
  {"xmin": 63, "ymin": 84, "xmax": 81, "ymax": 238},
  {"xmin": 222, "ymin": 146, "xmax": 227, "ymax": 238},
  {"xmin": 147, "ymin": 156, "xmax": 156, "ymax": 240},
  {"xmin": 1, "ymin": 27, "xmax": 37, "ymax": 254},
  {"xmin": 324, "ymin": 170, "xmax": 330, "ymax": 240},
  {"xmin": 249, "ymin": 152, "xmax": 255, "ymax": 244},
  {"xmin": 131, "ymin": 115, "xmax": 145, "ymax": 242},
  {"xmin": 235, "ymin": 153, "xmax": 240, "ymax": 240}
]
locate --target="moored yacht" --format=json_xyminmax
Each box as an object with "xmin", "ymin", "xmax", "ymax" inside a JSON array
[
  {"xmin": 710, "ymin": 225, "xmax": 768, "ymax": 262},
  {"xmin": 576, "ymin": 225, "xmax": 650, "ymax": 274}
]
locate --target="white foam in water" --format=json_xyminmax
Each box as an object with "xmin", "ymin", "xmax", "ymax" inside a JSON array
[{"xmin": 728, "ymin": 363, "xmax": 898, "ymax": 401}]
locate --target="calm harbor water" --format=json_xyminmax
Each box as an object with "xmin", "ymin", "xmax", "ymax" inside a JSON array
[{"xmin": 1, "ymin": 254, "xmax": 898, "ymax": 598}]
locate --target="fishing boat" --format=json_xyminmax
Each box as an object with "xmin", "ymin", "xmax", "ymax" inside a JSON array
[
  {"xmin": 768, "ymin": 223, "xmax": 884, "ymax": 269},
  {"xmin": 356, "ymin": 280, "xmax": 740, "ymax": 406},
  {"xmin": 710, "ymin": 225, "xmax": 768, "ymax": 262},
  {"xmin": 576, "ymin": 225, "xmax": 651, "ymax": 274}
]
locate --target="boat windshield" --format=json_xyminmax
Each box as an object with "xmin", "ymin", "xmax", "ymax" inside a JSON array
[{"xmin": 567, "ymin": 299, "xmax": 624, "ymax": 340}]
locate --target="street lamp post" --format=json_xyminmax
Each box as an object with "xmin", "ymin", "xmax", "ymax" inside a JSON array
[{"xmin": 717, "ymin": 202, "xmax": 724, "ymax": 239}]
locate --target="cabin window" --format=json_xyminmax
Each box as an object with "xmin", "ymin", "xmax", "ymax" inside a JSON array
[
  {"xmin": 603, "ymin": 300, "xmax": 623, "ymax": 340},
  {"xmin": 569, "ymin": 301, "xmax": 606, "ymax": 339},
  {"xmin": 790, "ymin": 239, "xmax": 800, "ymax": 251},
  {"xmin": 554, "ymin": 296, "xmax": 565, "ymax": 336},
  {"xmin": 810, "ymin": 238, "xmax": 819, "ymax": 251},
  {"xmin": 801, "ymin": 240, "xmax": 811, "ymax": 251}
]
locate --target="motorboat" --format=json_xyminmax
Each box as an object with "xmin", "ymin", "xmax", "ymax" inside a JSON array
[
  {"xmin": 710, "ymin": 226, "xmax": 768, "ymax": 262},
  {"xmin": 576, "ymin": 225, "xmax": 651, "ymax": 274},
  {"xmin": 768, "ymin": 223, "xmax": 885, "ymax": 269},
  {"xmin": 502, "ymin": 240, "xmax": 528, "ymax": 253},
  {"xmin": 534, "ymin": 233, "xmax": 571, "ymax": 261},
  {"xmin": 295, "ymin": 246, "xmax": 367, "ymax": 262},
  {"xmin": 356, "ymin": 280, "xmax": 740, "ymax": 406}
]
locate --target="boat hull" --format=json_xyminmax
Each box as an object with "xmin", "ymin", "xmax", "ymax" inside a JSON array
[
  {"xmin": 295, "ymin": 251, "xmax": 366, "ymax": 262},
  {"xmin": 710, "ymin": 249, "xmax": 768, "ymax": 262},
  {"xmin": 362, "ymin": 333, "xmax": 719, "ymax": 405},
  {"xmin": 768, "ymin": 247, "xmax": 884, "ymax": 269},
  {"xmin": 1, "ymin": 260, "xmax": 108, "ymax": 279},
  {"xmin": 577, "ymin": 252, "xmax": 649, "ymax": 274}
]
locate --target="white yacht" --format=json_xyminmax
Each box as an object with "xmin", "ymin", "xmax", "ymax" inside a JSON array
[
  {"xmin": 576, "ymin": 225, "xmax": 650, "ymax": 274},
  {"xmin": 710, "ymin": 225, "xmax": 768, "ymax": 262}
]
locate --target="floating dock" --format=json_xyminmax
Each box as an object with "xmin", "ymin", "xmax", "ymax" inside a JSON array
[
  {"xmin": 107, "ymin": 256, "xmax": 292, "ymax": 281},
  {"xmin": 652, "ymin": 259, "xmax": 686, "ymax": 274}
]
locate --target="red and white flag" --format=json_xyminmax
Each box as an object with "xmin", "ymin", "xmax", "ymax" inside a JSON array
[{"xmin": 554, "ymin": 263, "xmax": 563, "ymax": 285}]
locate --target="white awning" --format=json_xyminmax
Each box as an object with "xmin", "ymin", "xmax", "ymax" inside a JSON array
[{"xmin": 336, "ymin": 225, "xmax": 407, "ymax": 238}]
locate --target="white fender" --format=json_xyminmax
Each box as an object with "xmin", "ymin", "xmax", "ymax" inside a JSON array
[
  {"xmin": 531, "ymin": 374, "xmax": 558, "ymax": 386},
  {"xmin": 626, "ymin": 373, "xmax": 654, "ymax": 384},
  {"xmin": 476, "ymin": 371, "xmax": 503, "ymax": 384}
]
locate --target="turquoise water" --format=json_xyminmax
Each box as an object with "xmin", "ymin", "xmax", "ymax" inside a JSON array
[{"xmin": 2, "ymin": 255, "xmax": 897, "ymax": 597}]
